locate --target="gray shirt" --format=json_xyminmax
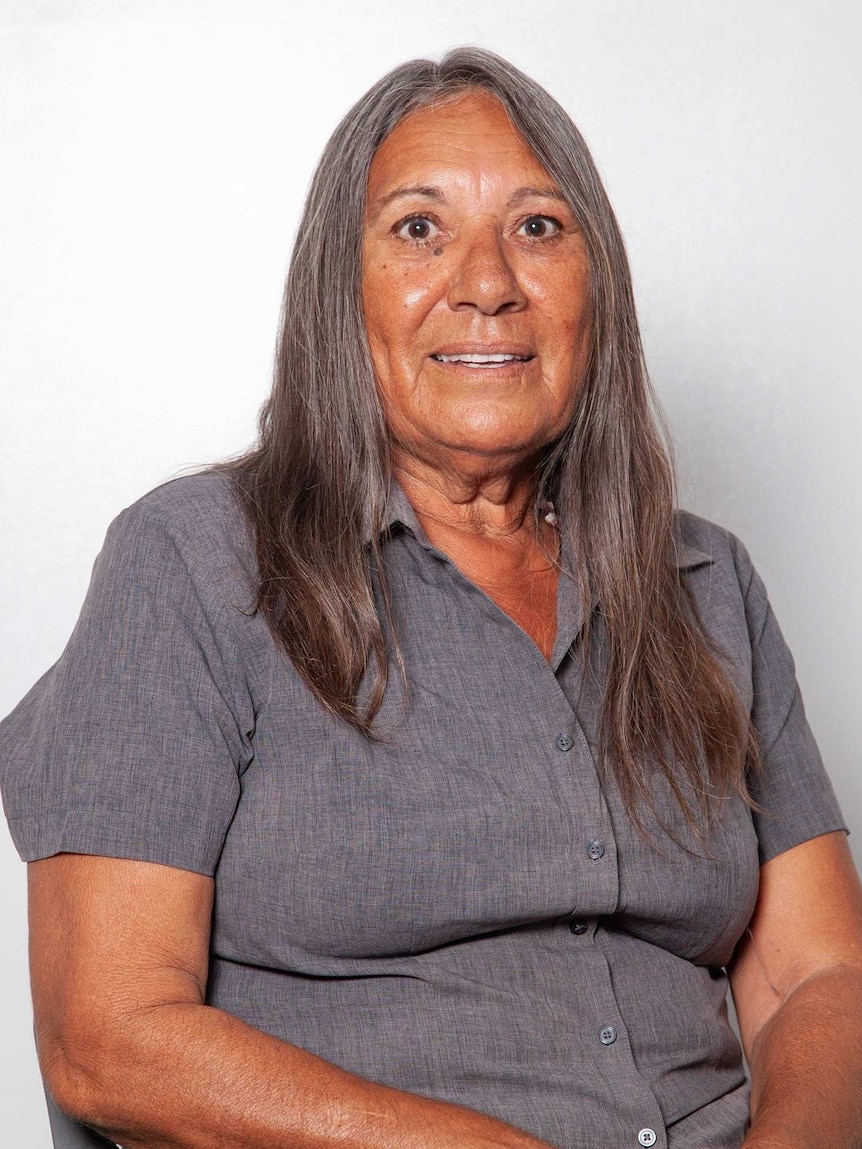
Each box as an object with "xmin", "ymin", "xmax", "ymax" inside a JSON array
[{"xmin": 0, "ymin": 473, "xmax": 846, "ymax": 1149}]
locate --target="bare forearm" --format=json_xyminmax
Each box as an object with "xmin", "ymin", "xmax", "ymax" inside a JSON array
[
  {"xmin": 51, "ymin": 1000, "xmax": 552, "ymax": 1149},
  {"xmin": 742, "ymin": 966, "xmax": 862, "ymax": 1149}
]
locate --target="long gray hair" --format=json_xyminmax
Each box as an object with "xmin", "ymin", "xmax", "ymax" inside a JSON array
[{"xmin": 224, "ymin": 47, "xmax": 757, "ymax": 833}]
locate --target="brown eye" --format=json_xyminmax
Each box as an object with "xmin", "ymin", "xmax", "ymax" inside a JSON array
[
  {"xmin": 519, "ymin": 216, "xmax": 561, "ymax": 238},
  {"xmin": 395, "ymin": 215, "xmax": 440, "ymax": 242}
]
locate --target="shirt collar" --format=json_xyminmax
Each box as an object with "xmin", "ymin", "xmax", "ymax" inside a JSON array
[
  {"xmin": 370, "ymin": 482, "xmax": 714, "ymax": 670},
  {"xmin": 371, "ymin": 482, "xmax": 715, "ymax": 571},
  {"xmin": 376, "ymin": 479, "xmax": 423, "ymax": 540},
  {"xmin": 672, "ymin": 539, "xmax": 715, "ymax": 571}
]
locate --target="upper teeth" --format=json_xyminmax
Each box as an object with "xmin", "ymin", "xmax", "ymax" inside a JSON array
[{"xmin": 434, "ymin": 353, "xmax": 527, "ymax": 363}]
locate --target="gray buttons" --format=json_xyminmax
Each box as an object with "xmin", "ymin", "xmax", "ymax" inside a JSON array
[
  {"xmin": 637, "ymin": 1130, "xmax": 657, "ymax": 1147},
  {"xmin": 555, "ymin": 731, "xmax": 574, "ymax": 752},
  {"xmin": 599, "ymin": 1025, "xmax": 617, "ymax": 1045},
  {"xmin": 569, "ymin": 919, "xmax": 588, "ymax": 935},
  {"xmin": 587, "ymin": 838, "xmax": 606, "ymax": 860}
]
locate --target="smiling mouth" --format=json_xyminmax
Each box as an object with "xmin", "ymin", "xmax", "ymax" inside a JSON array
[{"xmin": 431, "ymin": 352, "xmax": 534, "ymax": 369}]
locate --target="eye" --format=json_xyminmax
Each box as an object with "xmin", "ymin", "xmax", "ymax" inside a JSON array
[
  {"xmin": 518, "ymin": 215, "xmax": 562, "ymax": 239},
  {"xmin": 393, "ymin": 215, "xmax": 441, "ymax": 243}
]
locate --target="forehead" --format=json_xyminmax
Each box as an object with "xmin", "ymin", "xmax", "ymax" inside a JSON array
[{"xmin": 366, "ymin": 90, "xmax": 555, "ymax": 202}]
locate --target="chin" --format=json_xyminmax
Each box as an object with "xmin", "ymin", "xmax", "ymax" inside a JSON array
[
  {"xmin": 444, "ymin": 413, "xmax": 562, "ymax": 456},
  {"xmin": 440, "ymin": 428, "xmax": 555, "ymax": 462}
]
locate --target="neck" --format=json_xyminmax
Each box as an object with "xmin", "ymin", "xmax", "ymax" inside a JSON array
[
  {"xmin": 392, "ymin": 452, "xmax": 542, "ymax": 541},
  {"xmin": 391, "ymin": 454, "xmax": 559, "ymax": 581},
  {"xmin": 392, "ymin": 453, "xmax": 561, "ymax": 661}
]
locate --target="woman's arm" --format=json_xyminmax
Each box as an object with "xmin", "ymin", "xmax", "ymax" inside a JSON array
[
  {"xmin": 729, "ymin": 831, "xmax": 862, "ymax": 1149},
  {"xmin": 30, "ymin": 854, "xmax": 553, "ymax": 1149}
]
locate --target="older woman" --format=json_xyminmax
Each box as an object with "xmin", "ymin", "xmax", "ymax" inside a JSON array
[{"xmin": 2, "ymin": 48, "xmax": 862, "ymax": 1149}]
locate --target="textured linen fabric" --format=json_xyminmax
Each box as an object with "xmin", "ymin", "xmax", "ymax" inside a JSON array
[{"xmin": 0, "ymin": 472, "xmax": 846, "ymax": 1149}]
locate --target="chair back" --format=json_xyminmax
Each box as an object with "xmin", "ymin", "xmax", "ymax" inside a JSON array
[{"xmin": 45, "ymin": 1088, "xmax": 118, "ymax": 1148}]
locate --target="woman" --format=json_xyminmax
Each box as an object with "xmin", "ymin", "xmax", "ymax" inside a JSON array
[{"xmin": 3, "ymin": 47, "xmax": 862, "ymax": 1149}]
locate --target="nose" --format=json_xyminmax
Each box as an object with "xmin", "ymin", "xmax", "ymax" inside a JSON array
[{"xmin": 446, "ymin": 225, "xmax": 527, "ymax": 316}]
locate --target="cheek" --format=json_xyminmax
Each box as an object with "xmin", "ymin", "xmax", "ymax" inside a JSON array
[
  {"xmin": 524, "ymin": 258, "xmax": 590, "ymax": 322},
  {"xmin": 364, "ymin": 290, "xmax": 405, "ymax": 377},
  {"xmin": 400, "ymin": 280, "xmax": 436, "ymax": 312},
  {"xmin": 364, "ymin": 267, "xmax": 438, "ymax": 363},
  {"xmin": 541, "ymin": 281, "xmax": 592, "ymax": 370}
]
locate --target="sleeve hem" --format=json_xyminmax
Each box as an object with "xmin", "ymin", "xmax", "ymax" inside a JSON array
[
  {"xmin": 7, "ymin": 803, "xmax": 228, "ymax": 877},
  {"xmin": 757, "ymin": 817, "xmax": 849, "ymax": 866}
]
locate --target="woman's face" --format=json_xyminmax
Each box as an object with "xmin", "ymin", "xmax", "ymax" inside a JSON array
[{"xmin": 361, "ymin": 89, "xmax": 592, "ymax": 477}]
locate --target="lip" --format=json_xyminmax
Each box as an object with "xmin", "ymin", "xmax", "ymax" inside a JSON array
[{"xmin": 430, "ymin": 343, "xmax": 535, "ymax": 359}]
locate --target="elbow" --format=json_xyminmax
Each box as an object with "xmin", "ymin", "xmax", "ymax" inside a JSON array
[
  {"xmin": 42, "ymin": 1058, "xmax": 102, "ymax": 1131},
  {"xmin": 38, "ymin": 1017, "xmax": 135, "ymax": 1133}
]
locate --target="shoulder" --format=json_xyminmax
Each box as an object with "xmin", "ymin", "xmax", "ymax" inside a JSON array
[
  {"xmin": 114, "ymin": 469, "xmax": 249, "ymax": 551},
  {"xmin": 674, "ymin": 508, "xmax": 759, "ymax": 595},
  {"xmin": 0, "ymin": 470, "xmax": 261, "ymax": 869},
  {"xmin": 103, "ymin": 470, "xmax": 257, "ymax": 597},
  {"xmin": 673, "ymin": 509, "xmax": 775, "ymax": 673}
]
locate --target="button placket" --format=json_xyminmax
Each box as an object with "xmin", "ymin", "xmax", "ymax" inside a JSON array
[
  {"xmin": 566, "ymin": 917, "xmax": 664, "ymax": 1149},
  {"xmin": 539, "ymin": 663, "xmax": 619, "ymax": 945}
]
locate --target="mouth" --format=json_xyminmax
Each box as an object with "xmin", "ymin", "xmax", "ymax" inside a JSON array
[{"xmin": 430, "ymin": 350, "xmax": 535, "ymax": 370}]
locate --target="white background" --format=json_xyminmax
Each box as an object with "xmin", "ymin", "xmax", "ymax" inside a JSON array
[{"xmin": 1, "ymin": 1, "xmax": 860, "ymax": 1142}]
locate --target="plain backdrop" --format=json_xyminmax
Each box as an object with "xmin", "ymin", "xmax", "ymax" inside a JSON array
[{"xmin": 1, "ymin": 0, "xmax": 860, "ymax": 1142}]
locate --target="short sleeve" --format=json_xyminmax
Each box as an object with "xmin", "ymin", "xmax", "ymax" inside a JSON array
[
  {"xmin": 735, "ymin": 540, "xmax": 847, "ymax": 864},
  {"xmin": 0, "ymin": 497, "xmax": 256, "ymax": 876}
]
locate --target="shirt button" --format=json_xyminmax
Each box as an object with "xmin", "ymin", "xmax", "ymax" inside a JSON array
[
  {"xmin": 555, "ymin": 731, "xmax": 574, "ymax": 752},
  {"xmin": 569, "ymin": 919, "xmax": 589, "ymax": 935},
  {"xmin": 599, "ymin": 1025, "xmax": 617, "ymax": 1045},
  {"xmin": 637, "ymin": 1130, "xmax": 657, "ymax": 1147},
  {"xmin": 587, "ymin": 839, "xmax": 606, "ymax": 860}
]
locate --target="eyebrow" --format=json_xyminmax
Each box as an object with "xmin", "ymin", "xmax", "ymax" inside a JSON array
[
  {"xmin": 369, "ymin": 183, "xmax": 569, "ymax": 221},
  {"xmin": 508, "ymin": 185, "xmax": 569, "ymax": 206},
  {"xmin": 369, "ymin": 185, "xmax": 445, "ymax": 221}
]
